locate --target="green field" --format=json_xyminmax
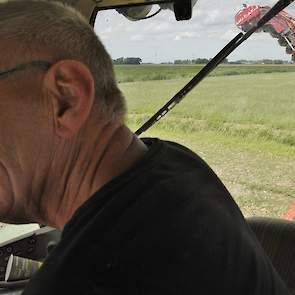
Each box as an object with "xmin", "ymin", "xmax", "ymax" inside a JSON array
[
  {"xmin": 115, "ymin": 64, "xmax": 295, "ymax": 218},
  {"xmin": 115, "ymin": 64, "xmax": 295, "ymax": 83}
]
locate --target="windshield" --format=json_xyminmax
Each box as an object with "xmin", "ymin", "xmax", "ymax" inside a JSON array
[
  {"xmin": 1, "ymin": 0, "xmax": 294, "ymax": 243},
  {"xmin": 94, "ymin": 0, "xmax": 295, "ymax": 218}
]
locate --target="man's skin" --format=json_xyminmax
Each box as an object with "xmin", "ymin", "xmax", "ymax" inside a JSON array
[{"xmin": 0, "ymin": 52, "xmax": 148, "ymax": 229}]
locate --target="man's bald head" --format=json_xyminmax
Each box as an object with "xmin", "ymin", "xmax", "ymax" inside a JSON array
[{"xmin": 0, "ymin": 0, "xmax": 125, "ymax": 121}]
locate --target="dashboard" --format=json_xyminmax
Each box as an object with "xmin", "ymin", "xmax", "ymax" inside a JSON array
[{"xmin": 0, "ymin": 224, "xmax": 61, "ymax": 294}]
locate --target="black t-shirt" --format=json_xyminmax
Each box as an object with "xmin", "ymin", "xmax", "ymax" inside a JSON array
[{"xmin": 23, "ymin": 138, "xmax": 289, "ymax": 295}]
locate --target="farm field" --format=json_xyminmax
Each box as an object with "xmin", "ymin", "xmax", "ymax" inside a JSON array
[
  {"xmin": 115, "ymin": 64, "xmax": 295, "ymax": 219},
  {"xmin": 114, "ymin": 64, "xmax": 295, "ymax": 83}
]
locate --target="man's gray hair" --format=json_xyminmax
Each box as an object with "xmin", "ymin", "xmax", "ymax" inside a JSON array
[{"xmin": 0, "ymin": 0, "xmax": 126, "ymax": 121}]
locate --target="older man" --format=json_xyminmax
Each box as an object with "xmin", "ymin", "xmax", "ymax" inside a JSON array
[{"xmin": 0, "ymin": 0, "xmax": 290, "ymax": 294}]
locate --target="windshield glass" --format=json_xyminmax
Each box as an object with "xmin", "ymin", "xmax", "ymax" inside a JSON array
[{"xmin": 94, "ymin": 0, "xmax": 295, "ymax": 219}]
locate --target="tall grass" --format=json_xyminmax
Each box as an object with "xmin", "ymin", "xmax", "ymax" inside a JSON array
[
  {"xmin": 120, "ymin": 72, "xmax": 295, "ymax": 150},
  {"xmin": 114, "ymin": 64, "xmax": 295, "ymax": 83}
]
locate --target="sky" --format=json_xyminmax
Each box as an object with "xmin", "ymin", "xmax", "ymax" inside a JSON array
[{"xmin": 94, "ymin": 0, "xmax": 295, "ymax": 63}]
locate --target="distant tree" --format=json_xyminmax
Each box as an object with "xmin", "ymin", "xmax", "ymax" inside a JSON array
[
  {"xmin": 193, "ymin": 58, "xmax": 209, "ymax": 64},
  {"xmin": 113, "ymin": 57, "xmax": 124, "ymax": 64},
  {"xmin": 113, "ymin": 57, "xmax": 142, "ymax": 65},
  {"xmin": 124, "ymin": 57, "xmax": 142, "ymax": 65},
  {"xmin": 228, "ymin": 59, "xmax": 289, "ymax": 64},
  {"xmin": 262, "ymin": 59, "xmax": 273, "ymax": 64},
  {"xmin": 174, "ymin": 59, "xmax": 192, "ymax": 64},
  {"xmin": 239, "ymin": 59, "xmax": 249, "ymax": 64},
  {"xmin": 174, "ymin": 60, "xmax": 182, "ymax": 64},
  {"xmin": 273, "ymin": 59, "xmax": 284, "ymax": 64}
]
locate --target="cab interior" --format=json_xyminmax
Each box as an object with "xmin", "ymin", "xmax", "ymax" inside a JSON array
[{"xmin": 0, "ymin": 0, "xmax": 294, "ymax": 294}]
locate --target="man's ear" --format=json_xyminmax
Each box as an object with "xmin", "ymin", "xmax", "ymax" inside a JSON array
[{"xmin": 43, "ymin": 60, "xmax": 95, "ymax": 138}]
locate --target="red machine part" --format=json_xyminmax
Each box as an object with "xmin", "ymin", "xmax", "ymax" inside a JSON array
[
  {"xmin": 235, "ymin": 4, "xmax": 295, "ymax": 61},
  {"xmin": 283, "ymin": 202, "xmax": 295, "ymax": 220}
]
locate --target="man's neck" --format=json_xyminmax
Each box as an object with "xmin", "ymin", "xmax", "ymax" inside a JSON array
[{"xmin": 40, "ymin": 121, "xmax": 148, "ymax": 229}]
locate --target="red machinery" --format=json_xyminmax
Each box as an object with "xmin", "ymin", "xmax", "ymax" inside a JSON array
[{"xmin": 235, "ymin": 4, "xmax": 295, "ymax": 61}]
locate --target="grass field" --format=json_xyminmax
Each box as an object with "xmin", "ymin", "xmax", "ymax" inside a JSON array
[
  {"xmin": 115, "ymin": 64, "xmax": 295, "ymax": 83},
  {"xmin": 115, "ymin": 64, "xmax": 295, "ymax": 219}
]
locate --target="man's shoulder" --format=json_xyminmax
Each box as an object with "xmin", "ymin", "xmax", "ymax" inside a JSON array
[
  {"xmin": 141, "ymin": 137, "xmax": 217, "ymax": 180},
  {"xmin": 139, "ymin": 138, "xmax": 231, "ymax": 204},
  {"xmin": 142, "ymin": 137, "xmax": 206, "ymax": 164}
]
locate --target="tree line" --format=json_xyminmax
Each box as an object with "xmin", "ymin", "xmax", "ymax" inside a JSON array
[
  {"xmin": 173, "ymin": 58, "xmax": 289, "ymax": 64},
  {"xmin": 174, "ymin": 58, "xmax": 222, "ymax": 64},
  {"xmin": 112, "ymin": 57, "xmax": 291, "ymax": 65},
  {"xmin": 229, "ymin": 59, "xmax": 289, "ymax": 64},
  {"xmin": 113, "ymin": 57, "xmax": 142, "ymax": 65}
]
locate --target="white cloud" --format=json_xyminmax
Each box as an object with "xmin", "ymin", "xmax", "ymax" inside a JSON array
[
  {"xmin": 220, "ymin": 29, "xmax": 240, "ymax": 41},
  {"xmin": 143, "ymin": 21, "xmax": 173, "ymax": 34},
  {"xmin": 174, "ymin": 31, "xmax": 200, "ymax": 41},
  {"xmin": 203, "ymin": 9, "xmax": 221, "ymax": 25},
  {"xmin": 130, "ymin": 34, "xmax": 144, "ymax": 41},
  {"xmin": 100, "ymin": 34, "xmax": 109, "ymax": 40}
]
